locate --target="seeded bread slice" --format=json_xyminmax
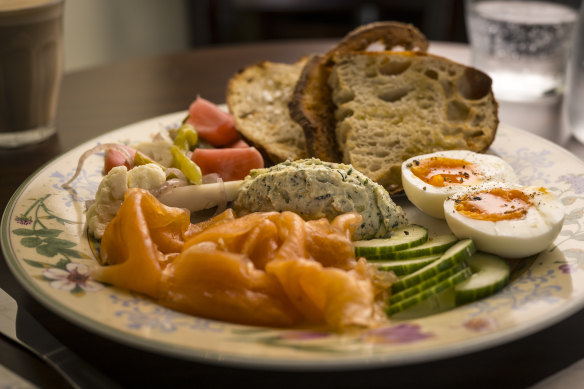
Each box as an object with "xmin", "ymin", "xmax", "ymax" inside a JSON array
[
  {"xmin": 329, "ymin": 51, "xmax": 498, "ymax": 194},
  {"xmin": 227, "ymin": 59, "xmax": 308, "ymax": 163}
]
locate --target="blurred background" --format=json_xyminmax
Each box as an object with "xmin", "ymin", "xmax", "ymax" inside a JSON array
[{"xmin": 64, "ymin": 0, "xmax": 466, "ymax": 72}]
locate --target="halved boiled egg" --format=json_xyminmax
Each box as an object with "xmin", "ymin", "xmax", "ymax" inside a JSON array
[
  {"xmin": 401, "ymin": 150, "xmax": 518, "ymax": 219},
  {"xmin": 443, "ymin": 182, "xmax": 565, "ymax": 258}
]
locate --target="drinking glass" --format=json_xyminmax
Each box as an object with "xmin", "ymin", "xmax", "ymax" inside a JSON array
[
  {"xmin": 465, "ymin": 0, "xmax": 580, "ymax": 102},
  {"xmin": 0, "ymin": 0, "xmax": 65, "ymax": 148},
  {"xmin": 563, "ymin": 1, "xmax": 584, "ymax": 143}
]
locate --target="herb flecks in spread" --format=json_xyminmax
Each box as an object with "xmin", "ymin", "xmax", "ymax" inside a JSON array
[{"xmin": 233, "ymin": 158, "xmax": 407, "ymax": 240}]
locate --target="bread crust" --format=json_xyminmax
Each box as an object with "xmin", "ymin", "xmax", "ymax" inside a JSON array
[
  {"xmin": 330, "ymin": 21, "xmax": 430, "ymax": 54},
  {"xmin": 289, "ymin": 21, "xmax": 429, "ymax": 162},
  {"xmin": 288, "ymin": 54, "xmax": 341, "ymax": 162}
]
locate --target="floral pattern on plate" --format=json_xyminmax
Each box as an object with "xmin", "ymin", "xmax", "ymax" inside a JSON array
[{"xmin": 3, "ymin": 112, "xmax": 584, "ymax": 369}]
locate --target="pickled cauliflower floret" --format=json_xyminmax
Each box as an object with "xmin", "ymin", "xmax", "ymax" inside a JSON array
[
  {"xmin": 135, "ymin": 140, "xmax": 174, "ymax": 168},
  {"xmin": 127, "ymin": 163, "xmax": 167, "ymax": 190},
  {"xmin": 87, "ymin": 164, "xmax": 166, "ymax": 238}
]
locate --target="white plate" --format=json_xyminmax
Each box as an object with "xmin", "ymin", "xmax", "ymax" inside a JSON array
[{"xmin": 3, "ymin": 111, "xmax": 584, "ymax": 370}]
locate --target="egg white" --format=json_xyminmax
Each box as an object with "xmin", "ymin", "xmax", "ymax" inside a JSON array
[
  {"xmin": 401, "ymin": 150, "xmax": 518, "ymax": 219},
  {"xmin": 443, "ymin": 182, "xmax": 565, "ymax": 258}
]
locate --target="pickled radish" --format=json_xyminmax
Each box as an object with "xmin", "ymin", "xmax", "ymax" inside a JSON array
[
  {"xmin": 186, "ymin": 96, "xmax": 239, "ymax": 146},
  {"xmin": 192, "ymin": 147, "xmax": 264, "ymax": 181},
  {"xmin": 104, "ymin": 145, "xmax": 136, "ymax": 174}
]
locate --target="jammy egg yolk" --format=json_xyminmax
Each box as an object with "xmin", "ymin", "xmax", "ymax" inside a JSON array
[
  {"xmin": 454, "ymin": 188, "xmax": 532, "ymax": 221},
  {"xmin": 410, "ymin": 157, "xmax": 482, "ymax": 187}
]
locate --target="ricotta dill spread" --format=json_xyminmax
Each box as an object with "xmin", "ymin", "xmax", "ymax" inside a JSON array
[{"xmin": 233, "ymin": 158, "xmax": 407, "ymax": 240}]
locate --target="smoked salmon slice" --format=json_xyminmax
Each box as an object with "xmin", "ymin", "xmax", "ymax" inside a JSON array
[
  {"xmin": 94, "ymin": 189, "xmax": 385, "ymax": 331},
  {"xmin": 160, "ymin": 246, "xmax": 301, "ymax": 327},
  {"xmin": 266, "ymin": 257, "xmax": 377, "ymax": 330},
  {"xmin": 94, "ymin": 188, "xmax": 190, "ymax": 298}
]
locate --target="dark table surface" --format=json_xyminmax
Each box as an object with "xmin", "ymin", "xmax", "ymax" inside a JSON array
[{"xmin": 1, "ymin": 40, "xmax": 584, "ymax": 389}]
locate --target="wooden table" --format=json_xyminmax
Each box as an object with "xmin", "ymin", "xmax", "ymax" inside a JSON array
[{"xmin": 1, "ymin": 40, "xmax": 583, "ymax": 389}]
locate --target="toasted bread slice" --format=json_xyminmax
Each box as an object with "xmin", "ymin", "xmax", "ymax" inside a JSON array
[
  {"xmin": 289, "ymin": 21, "xmax": 429, "ymax": 162},
  {"xmin": 227, "ymin": 59, "xmax": 308, "ymax": 163},
  {"xmin": 329, "ymin": 51, "xmax": 498, "ymax": 194}
]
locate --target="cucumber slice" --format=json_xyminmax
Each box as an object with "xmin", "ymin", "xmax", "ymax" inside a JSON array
[
  {"xmin": 354, "ymin": 225, "xmax": 428, "ymax": 258},
  {"xmin": 386, "ymin": 267, "xmax": 473, "ymax": 316},
  {"xmin": 367, "ymin": 234, "xmax": 459, "ymax": 260},
  {"xmin": 454, "ymin": 252, "xmax": 510, "ymax": 306},
  {"xmin": 389, "ymin": 262, "xmax": 469, "ymax": 304},
  {"xmin": 390, "ymin": 289, "xmax": 455, "ymax": 320},
  {"xmin": 372, "ymin": 255, "xmax": 441, "ymax": 276},
  {"xmin": 391, "ymin": 239, "xmax": 475, "ymax": 294}
]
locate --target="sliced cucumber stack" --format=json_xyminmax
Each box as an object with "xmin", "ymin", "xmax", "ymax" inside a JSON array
[
  {"xmin": 361, "ymin": 223, "xmax": 512, "ymax": 317},
  {"xmin": 367, "ymin": 234, "xmax": 459, "ymax": 260},
  {"xmin": 386, "ymin": 267, "xmax": 472, "ymax": 316},
  {"xmin": 354, "ymin": 225, "xmax": 428, "ymax": 258},
  {"xmin": 372, "ymin": 255, "xmax": 441, "ymax": 276},
  {"xmin": 454, "ymin": 252, "xmax": 510, "ymax": 306},
  {"xmin": 391, "ymin": 239, "xmax": 475, "ymax": 294},
  {"xmin": 389, "ymin": 262, "xmax": 469, "ymax": 304},
  {"xmin": 389, "ymin": 289, "xmax": 456, "ymax": 320}
]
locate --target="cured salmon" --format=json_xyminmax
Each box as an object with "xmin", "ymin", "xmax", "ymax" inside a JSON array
[
  {"xmin": 93, "ymin": 189, "xmax": 385, "ymax": 331},
  {"xmin": 94, "ymin": 188, "xmax": 190, "ymax": 297}
]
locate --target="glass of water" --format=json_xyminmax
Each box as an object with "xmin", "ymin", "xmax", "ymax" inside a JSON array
[
  {"xmin": 563, "ymin": 1, "xmax": 584, "ymax": 143},
  {"xmin": 465, "ymin": 0, "xmax": 580, "ymax": 102}
]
